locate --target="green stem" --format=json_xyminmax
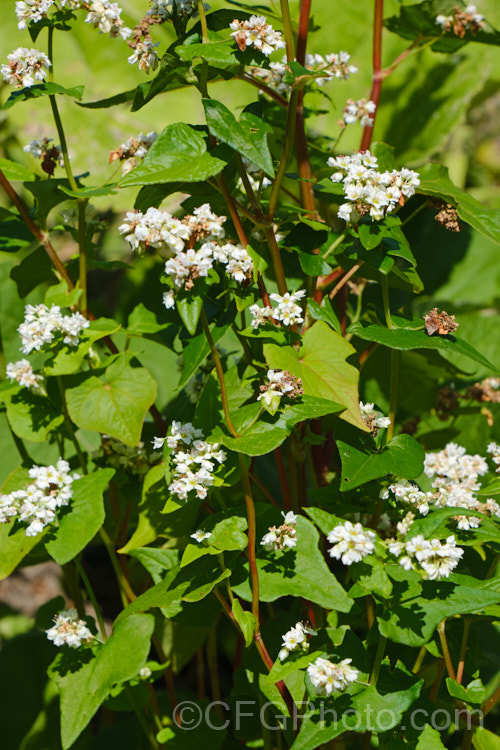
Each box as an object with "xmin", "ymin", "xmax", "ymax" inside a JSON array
[
  {"xmin": 280, "ymin": 0, "xmax": 295, "ymax": 61},
  {"xmin": 63, "ymin": 562, "xmax": 86, "ymax": 618},
  {"xmin": 437, "ymin": 620, "xmax": 457, "ymax": 680},
  {"xmin": 267, "ymin": 89, "xmax": 300, "ymax": 220},
  {"xmin": 99, "ymin": 526, "xmax": 136, "ymax": 607},
  {"xmin": 412, "ymin": 645, "xmax": 427, "ymax": 674},
  {"xmin": 369, "ymin": 634, "xmax": 386, "ymax": 686},
  {"xmin": 200, "ymin": 308, "xmax": 239, "ymax": 437},
  {"xmin": 401, "ymin": 200, "xmax": 428, "ymax": 227},
  {"xmin": 197, "ymin": 0, "xmax": 209, "ymax": 43},
  {"xmin": 387, "ymin": 350, "xmax": 399, "ymax": 442},
  {"xmin": 78, "ymin": 199, "xmax": 89, "ymax": 316},
  {"xmin": 47, "ymin": 26, "xmax": 80, "ymax": 193},
  {"xmin": 124, "ymin": 685, "xmax": 161, "ymax": 750},
  {"xmin": 74, "ymin": 556, "xmax": 107, "ymax": 640},
  {"xmin": 381, "ymin": 275, "xmax": 392, "ymax": 329},
  {"xmin": 482, "ymin": 679, "xmax": 500, "ymax": 717},
  {"xmin": 57, "ymin": 376, "xmax": 88, "ymax": 474},
  {"xmin": 265, "ymin": 227, "xmax": 288, "ymax": 296},
  {"xmin": 322, "ymin": 232, "xmax": 346, "ymax": 259},
  {"xmin": 239, "ymin": 454, "xmax": 260, "ymax": 628}
]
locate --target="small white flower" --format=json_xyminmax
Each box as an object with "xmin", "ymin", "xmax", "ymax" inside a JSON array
[
  {"xmin": 46, "ymin": 609, "xmax": 93, "ymax": 648},
  {"xmin": 6, "ymin": 359, "xmax": 44, "ymax": 392},
  {"xmin": 279, "ymin": 621, "xmax": 309, "ymax": 661},
  {"xmin": 85, "ymin": 1, "xmax": 131, "ymax": 39},
  {"xmin": 163, "ymin": 290, "xmax": 175, "ymax": 309},
  {"xmin": 327, "ymin": 521, "xmax": 376, "ymax": 565},
  {"xmin": 127, "ymin": 38, "xmax": 159, "ymax": 74},
  {"xmin": 15, "ymin": 0, "xmax": 53, "ymax": 30},
  {"xmin": 307, "ymin": 657, "xmax": 359, "ymax": 696},
  {"xmin": 190, "ymin": 529, "xmax": 212, "ymax": 543},
  {"xmin": 229, "ymin": 15, "xmax": 285, "ymax": 57},
  {"xmin": 152, "ymin": 436, "xmax": 166, "ymax": 450}
]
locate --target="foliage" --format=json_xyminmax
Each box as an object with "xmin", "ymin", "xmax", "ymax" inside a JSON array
[{"xmin": 0, "ymin": 1, "xmax": 499, "ymax": 749}]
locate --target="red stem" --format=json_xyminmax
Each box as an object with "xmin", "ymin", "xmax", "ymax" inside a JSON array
[
  {"xmin": 295, "ymin": 0, "xmax": 316, "ymax": 218},
  {"xmin": 360, "ymin": 0, "xmax": 384, "ymax": 152}
]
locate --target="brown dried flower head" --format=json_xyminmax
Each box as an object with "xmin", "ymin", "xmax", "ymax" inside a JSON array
[{"xmin": 424, "ymin": 308, "xmax": 459, "ymax": 336}]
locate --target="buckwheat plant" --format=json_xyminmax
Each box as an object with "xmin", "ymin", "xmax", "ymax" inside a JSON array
[{"xmin": 0, "ymin": 0, "xmax": 499, "ymax": 748}]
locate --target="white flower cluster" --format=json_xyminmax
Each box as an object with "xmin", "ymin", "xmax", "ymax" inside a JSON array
[
  {"xmin": 15, "ymin": 0, "xmax": 53, "ymax": 30},
  {"xmin": 46, "ymin": 608, "xmax": 94, "ymax": 648},
  {"xmin": 160, "ymin": 422, "xmax": 226, "ymax": 501},
  {"xmin": 389, "ymin": 532, "xmax": 464, "ymax": 580},
  {"xmin": 327, "ymin": 521, "xmax": 376, "ymax": 565},
  {"xmin": 0, "ymin": 459, "xmax": 79, "ymax": 536},
  {"xmin": 251, "ymin": 50, "xmax": 358, "ymax": 98},
  {"xmin": 307, "ymin": 657, "xmax": 359, "ymax": 697},
  {"xmin": 328, "ymin": 151, "xmax": 420, "ymax": 223},
  {"xmin": 278, "ymin": 621, "xmax": 310, "ymax": 662},
  {"xmin": 191, "ymin": 529, "xmax": 212, "ymax": 543},
  {"xmin": 119, "ymin": 207, "xmax": 191, "ymax": 255},
  {"xmin": 119, "ymin": 203, "xmax": 227, "ymax": 259},
  {"xmin": 6, "ymin": 359, "xmax": 44, "ymax": 392},
  {"xmin": 258, "ymin": 369, "xmax": 303, "ymax": 415},
  {"xmin": 359, "ymin": 401, "xmax": 391, "ymax": 433},
  {"xmin": 1, "ymin": 47, "xmax": 51, "ymax": 88},
  {"xmin": 18, "ymin": 304, "xmax": 90, "ymax": 354},
  {"xmin": 487, "ymin": 442, "xmax": 500, "ymax": 472},
  {"xmin": 184, "ymin": 204, "xmax": 227, "ymax": 241},
  {"xmin": 110, "ymin": 131, "xmax": 157, "ymax": 175},
  {"xmin": 85, "ymin": 1, "xmax": 131, "ymax": 40},
  {"xmin": 249, "ymin": 290, "xmax": 306, "ymax": 329},
  {"xmin": 229, "ymin": 15, "xmax": 285, "ymax": 57},
  {"xmin": 390, "ymin": 442, "xmax": 500, "ymax": 530},
  {"xmin": 261, "ymin": 511, "xmax": 297, "ymax": 552},
  {"xmin": 127, "ymin": 37, "xmax": 159, "ymax": 73},
  {"xmin": 342, "ymin": 98, "xmax": 376, "ymax": 128},
  {"xmin": 164, "ymin": 241, "xmax": 253, "ymax": 290}
]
